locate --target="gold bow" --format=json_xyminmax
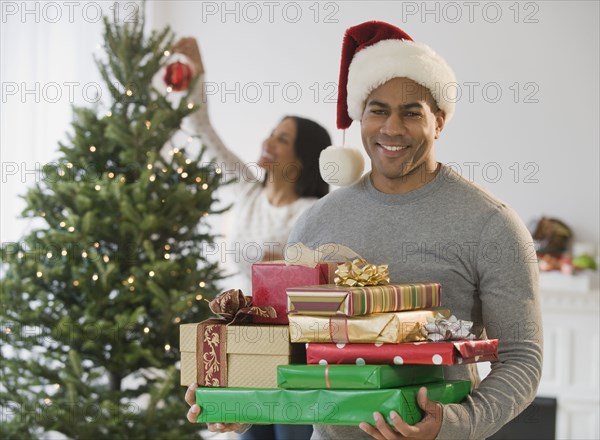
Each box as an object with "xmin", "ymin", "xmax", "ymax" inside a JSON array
[{"xmin": 334, "ymin": 258, "xmax": 390, "ymax": 287}]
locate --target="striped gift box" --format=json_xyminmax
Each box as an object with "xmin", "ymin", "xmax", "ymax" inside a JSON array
[{"xmin": 286, "ymin": 283, "xmax": 441, "ymax": 317}]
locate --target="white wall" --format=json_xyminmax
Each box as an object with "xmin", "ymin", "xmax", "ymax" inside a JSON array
[
  {"xmin": 1, "ymin": 1, "xmax": 598, "ymax": 254},
  {"xmin": 148, "ymin": 0, "xmax": 600, "ymax": 250},
  {"xmin": 0, "ymin": 1, "xmax": 133, "ymax": 243}
]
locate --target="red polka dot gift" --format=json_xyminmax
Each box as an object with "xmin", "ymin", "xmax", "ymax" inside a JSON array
[{"xmin": 305, "ymin": 339, "xmax": 498, "ymax": 366}]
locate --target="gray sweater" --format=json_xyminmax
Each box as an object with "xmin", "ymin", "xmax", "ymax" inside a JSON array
[{"xmin": 287, "ymin": 165, "xmax": 543, "ymax": 440}]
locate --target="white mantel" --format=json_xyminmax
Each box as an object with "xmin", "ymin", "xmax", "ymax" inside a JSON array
[
  {"xmin": 476, "ymin": 275, "xmax": 600, "ymax": 439},
  {"xmin": 537, "ymin": 286, "xmax": 600, "ymax": 440}
]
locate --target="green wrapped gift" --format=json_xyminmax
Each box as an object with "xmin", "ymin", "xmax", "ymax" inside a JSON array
[
  {"xmin": 277, "ymin": 364, "xmax": 444, "ymax": 389},
  {"xmin": 196, "ymin": 380, "xmax": 470, "ymax": 425}
]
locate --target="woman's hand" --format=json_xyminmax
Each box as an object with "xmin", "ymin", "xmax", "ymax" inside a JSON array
[
  {"xmin": 185, "ymin": 383, "xmax": 245, "ymax": 432},
  {"xmin": 171, "ymin": 37, "xmax": 204, "ymax": 76},
  {"xmin": 171, "ymin": 37, "xmax": 210, "ymax": 119}
]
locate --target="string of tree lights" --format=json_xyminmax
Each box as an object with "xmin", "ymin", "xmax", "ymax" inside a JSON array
[{"xmin": 0, "ymin": 3, "xmax": 228, "ymax": 438}]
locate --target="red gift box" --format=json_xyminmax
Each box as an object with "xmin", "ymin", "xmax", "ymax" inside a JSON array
[
  {"xmin": 306, "ymin": 339, "xmax": 499, "ymax": 366},
  {"xmin": 252, "ymin": 262, "xmax": 338, "ymax": 324}
]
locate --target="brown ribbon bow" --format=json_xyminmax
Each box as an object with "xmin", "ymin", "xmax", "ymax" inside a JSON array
[
  {"xmin": 197, "ymin": 289, "xmax": 277, "ymax": 387},
  {"xmin": 207, "ymin": 288, "xmax": 277, "ymax": 324}
]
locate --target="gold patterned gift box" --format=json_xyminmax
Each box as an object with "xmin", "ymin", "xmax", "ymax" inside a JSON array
[
  {"xmin": 288, "ymin": 308, "xmax": 451, "ymax": 344},
  {"xmin": 180, "ymin": 322, "xmax": 305, "ymax": 388}
]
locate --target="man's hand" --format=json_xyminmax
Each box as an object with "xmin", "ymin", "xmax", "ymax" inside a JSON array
[
  {"xmin": 359, "ymin": 387, "xmax": 443, "ymax": 439},
  {"xmin": 185, "ymin": 383, "xmax": 244, "ymax": 432}
]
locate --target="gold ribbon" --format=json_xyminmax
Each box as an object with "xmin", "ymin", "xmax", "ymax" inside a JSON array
[{"xmin": 334, "ymin": 258, "xmax": 390, "ymax": 287}]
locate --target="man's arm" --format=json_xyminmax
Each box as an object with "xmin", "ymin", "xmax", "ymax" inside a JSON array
[
  {"xmin": 438, "ymin": 206, "xmax": 543, "ymax": 439},
  {"xmin": 357, "ymin": 206, "xmax": 542, "ymax": 440}
]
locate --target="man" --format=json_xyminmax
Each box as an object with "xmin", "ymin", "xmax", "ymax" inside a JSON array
[
  {"xmin": 186, "ymin": 21, "xmax": 542, "ymax": 440},
  {"xmin": 290, "ymin": 21, "xmax": 542, "ymax": 440}
]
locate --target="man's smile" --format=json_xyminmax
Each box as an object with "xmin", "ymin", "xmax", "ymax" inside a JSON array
[{"xmin": 378, "ymin": 143, "xmax": 409, "ymax": 152}]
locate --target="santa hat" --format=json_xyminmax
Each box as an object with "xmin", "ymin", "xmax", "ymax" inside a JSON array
[
  {"xmin": 338, "ymin": 21, "xmax": 457, "ymax": 128},
  {"xmin": 319, "ymin": 21, "xmax": 457, "ymax": 186}
]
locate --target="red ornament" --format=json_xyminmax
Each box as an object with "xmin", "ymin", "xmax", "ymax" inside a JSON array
[{"xmin": 164, "ymin": 61, "xmax": 193, "ymax": 91}]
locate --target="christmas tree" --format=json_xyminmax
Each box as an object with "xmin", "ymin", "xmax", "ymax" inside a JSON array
[{"xmin": 1, "ymin": 6, "xmax": 226, "ymax": 439}]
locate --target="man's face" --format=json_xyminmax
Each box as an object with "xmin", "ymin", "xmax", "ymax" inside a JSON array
[{"xmin": 360, "ymin": 77, "xmax": 445, "ymax": 193}]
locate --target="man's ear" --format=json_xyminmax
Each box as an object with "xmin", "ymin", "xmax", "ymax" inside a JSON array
[{"xmin": 434, "ymin": 111, "xmax": 446, "ymax": 139}]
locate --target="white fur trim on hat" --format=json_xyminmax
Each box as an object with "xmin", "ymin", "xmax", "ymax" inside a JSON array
[{"xmin": 347, "ymin": 39, "xmax": 457, "ymax": 122}]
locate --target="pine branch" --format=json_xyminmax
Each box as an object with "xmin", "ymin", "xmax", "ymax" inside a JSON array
[{"xmin": 1, "ymin": 2, "xmax": 223, "ymax": 437}]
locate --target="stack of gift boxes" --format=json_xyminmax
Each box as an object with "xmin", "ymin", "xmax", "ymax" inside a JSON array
[{"xmin": 181, "ymin": 259, "xmax": 498, "ymax": 426}]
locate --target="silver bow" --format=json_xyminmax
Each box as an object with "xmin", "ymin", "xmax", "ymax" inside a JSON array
[{"xmin": 423, "ymin": 314, "xmax": 476, "ymax": 341}]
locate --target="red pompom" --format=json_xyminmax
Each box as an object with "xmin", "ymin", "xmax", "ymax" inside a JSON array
[{"xmin": 164, "ymin": 61, "xmax": 193, "ymax": 91}]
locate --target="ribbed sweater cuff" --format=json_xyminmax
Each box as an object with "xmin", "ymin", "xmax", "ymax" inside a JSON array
[{"xmin": 437, "ymin": 404, "xmax": 473, "ymax": 440}]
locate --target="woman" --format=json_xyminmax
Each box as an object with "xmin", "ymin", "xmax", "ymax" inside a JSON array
[
  {"xmin": 172, "ymin": 38, "xmax": 331, "ymax": 295},
  {"xmin": 173, "ymin": 37, "xmax": 331, "ymax": 440}
]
